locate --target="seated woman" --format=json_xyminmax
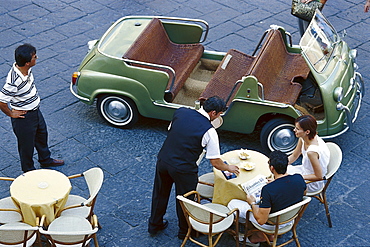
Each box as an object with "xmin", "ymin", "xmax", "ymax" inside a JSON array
[{"xmin": 287, "ymin": 114, "xmax": 330, "ymax": 192}]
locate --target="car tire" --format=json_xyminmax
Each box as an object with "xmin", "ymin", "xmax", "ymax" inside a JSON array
[
  {"xmin": 97, "ymin": 95, "xmax": 138, "ymax": 128},
  {"xmin": 260, "ymin": 117, "xmax": 297, "ymax": 154}
]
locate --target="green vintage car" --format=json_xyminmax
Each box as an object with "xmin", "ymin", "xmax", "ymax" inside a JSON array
[{"xmin": 70, "ymin": 11, "xmax": 364, "ymax": 153}]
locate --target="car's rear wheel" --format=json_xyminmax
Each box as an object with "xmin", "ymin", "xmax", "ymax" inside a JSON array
[
  {"xmin": 97, "ymin": 95, "xmax": 138, "ymax": 128},
  {"xmin": 260, "ymin": 117, "xmax": 297, "ymax": 154}
]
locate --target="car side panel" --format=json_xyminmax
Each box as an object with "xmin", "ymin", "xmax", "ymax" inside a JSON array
[{"xmin": 220, "ymin": 75, "xmax": 300, "ymax": 134}]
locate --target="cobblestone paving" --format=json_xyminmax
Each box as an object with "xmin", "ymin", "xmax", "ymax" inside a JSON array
[{"xmin": 0, "ymin": 0, "xmax": 369, "ymax": 246}]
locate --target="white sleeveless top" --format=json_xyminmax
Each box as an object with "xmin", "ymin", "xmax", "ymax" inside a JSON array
[{"xmin": 288, "ymin": 136, "xmax": 330, "ymax": 192}]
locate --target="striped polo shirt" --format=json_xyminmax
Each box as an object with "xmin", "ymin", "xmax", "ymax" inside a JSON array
[{"xmin": 0, "ymin": 63, "xmax": 40, "ymax": 110}]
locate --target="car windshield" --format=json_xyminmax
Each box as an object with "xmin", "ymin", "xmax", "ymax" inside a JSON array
[{"xmin": 299, "ymin": 10, "xmax": 338, "ymax": 72}]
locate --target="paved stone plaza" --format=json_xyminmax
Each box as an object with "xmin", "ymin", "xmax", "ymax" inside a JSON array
[{"xmin": 0, "ymin": 0, "xmax": 369, "ymax": 246}]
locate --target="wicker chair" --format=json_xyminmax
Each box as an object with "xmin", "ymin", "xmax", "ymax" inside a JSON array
[
  {"xmin": 124, "ymin": 18, "xmax": 204, "ymax": 102},
  {"xmin": 39, "ymin": 215, "xmax": 99, "ymax": 247},
  {"xmin": 0, "ymin": 220, "xmax": 40, "ymax": 247},
  {"xmin": 306, "ymin": 142, "xmax": 342, "ymax": 227},
  {"xmin": 243, "ymin": 196, "xmax": 311, "ymax": 247},
  {"xmin": 200, "ymin": 28, "xmax": 309, "ymax": 106},
  {"xmin": 177, "ymin": 191, "xmax": 239, "ymax": 247},
  {"xmin": 247, "ymin": 29, "xmax": 309, "ymax": 105},
  {"xmin": 199, "ymin": 49, "xmax": 255, "ymax": 106},
  {"xmin": 59, "ymin": 168, "xmax": 104, "ymax": 223},
  {"xmin": 196, "ymin": 173, "xmax": 214, "ymax": 202},
  {"xmin": 0, "ymin": 177, "xmax": 22, "ymax": 224}
]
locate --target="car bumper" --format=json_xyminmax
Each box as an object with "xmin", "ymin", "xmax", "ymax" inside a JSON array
[
  {"xmin": 322, "ymin": 71, "xmax": 363, "ymax": 139},
  {"xmin": 70, "ymin": 81, "xmax": 90, "ymax": 102}
]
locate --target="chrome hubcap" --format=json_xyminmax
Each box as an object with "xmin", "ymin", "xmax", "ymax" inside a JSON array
[
  {"xmin": 102, "ymin": 97, "xmax": 132, "ymax": 123},
  {"xmin": 269, "ymin": 124, "xmax": 297, "ymax": 153},
  {"xmin": 107, "ymin": 100, "xmax": 128, "ymax": 119}
]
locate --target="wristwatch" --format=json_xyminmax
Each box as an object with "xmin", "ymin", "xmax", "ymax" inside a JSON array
[{"xmin": 251, "ymin": 202, "xmax": 257, "ymax": 205}]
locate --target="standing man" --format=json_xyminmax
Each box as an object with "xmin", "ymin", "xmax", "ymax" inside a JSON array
[
  {"xmin": 148, "ymin": 96, "xmax": 239, "ymax": 239},
  {"xmin": 0, "ymin": 43, "xmax": 64, "ymax": 173},
  {"xmin": 228, "ymin": 151, "xmax": 307, "ymax": 246}
]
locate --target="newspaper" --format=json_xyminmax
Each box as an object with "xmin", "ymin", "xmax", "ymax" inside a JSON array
[{"xmin": 239, "ymin": 174, "xmax": 268, "ymax": 203}]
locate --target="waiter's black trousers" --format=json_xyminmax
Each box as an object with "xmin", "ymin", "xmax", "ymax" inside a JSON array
[{"xmin": 149, "ymin": 159, "xmax": 198, "ymax": 235}]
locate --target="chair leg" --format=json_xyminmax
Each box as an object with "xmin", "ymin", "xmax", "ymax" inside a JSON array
[
  {"xmin": 208, "ymin": 233, "xmax": 213, "ymax": 247},
  {"xmin": 322, "ymin": 193, "xmax": 332, "ymax": 228},
  {"xmin": 181, "ymin": 228, "xmax": 191, "ymax": 247},
  {"xmin": 235, "ymin": 227, "xmax": 239, "ymax": 247},
  {"xmin": 93, "ymin": 233, "xmax": 99, "ymax": 247},
  {"xmin": 292, "ymin": 229, "xmax": 300, "ymax": 247},
  {"xmin": 36, "ymin": 231, "xmax": 42, "ymax": 247}
]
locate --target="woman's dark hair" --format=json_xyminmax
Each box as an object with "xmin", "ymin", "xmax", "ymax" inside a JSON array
[
  {"xmin": 15, "ymin": 43, "xmax": 36, "ymax": 67},
  {"xmin": 269, "ymin": 150, "xmax": 288, "ymax": 174},
  {"xmin": 202, "ymin": 96, "xmax": 226, "ymax": 113},
  {"xmin": 295, "ymin": 115, "xmax": 317, "ymax": 140}
]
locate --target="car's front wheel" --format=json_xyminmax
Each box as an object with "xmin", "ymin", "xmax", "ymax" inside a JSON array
[
  {"xmin": 97, "ymin": 95, "xmax": 138, "ymax": 128},
  {"xmin": 260, "ymin": 117, "xmax": 297, "ymax": 154}
]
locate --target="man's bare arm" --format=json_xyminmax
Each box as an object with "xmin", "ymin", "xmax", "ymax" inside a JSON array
[
  {"xmin": 0, "ymin": 102, "xmax": 26, "ymax": 118},
  {"xmin": 209, "ymin": 158, "xmax": 240, "ymax": 175}
]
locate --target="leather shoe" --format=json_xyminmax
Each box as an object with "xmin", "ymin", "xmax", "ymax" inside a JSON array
[
  {"xmin": 148, "ymin": 220, "xmax": 168, "ymax": 235},
  {"xmin": 40, "ymin": 159, "xmax": 65, "ymax": 168}
]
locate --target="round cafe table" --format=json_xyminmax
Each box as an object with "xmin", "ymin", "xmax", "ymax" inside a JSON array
[
  {"xmin": 212, "ymin": 149, "xmax": 272, "ymax": 206},
  {"xmin": 10, "ymin": 169, "xmax": 72, "ymax": 226}
]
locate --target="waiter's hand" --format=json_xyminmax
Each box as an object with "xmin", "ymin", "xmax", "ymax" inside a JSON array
[
  {"xmin": 227, "ymin": 165, "xmax": 240, "ymax": 175},
  {"xmin": 10, "ymin": 109, "xmax": 27, "ymax": 118},
  {"xmin": 210, "ymin": 158, "xmax": 239, "ymax": 175}
]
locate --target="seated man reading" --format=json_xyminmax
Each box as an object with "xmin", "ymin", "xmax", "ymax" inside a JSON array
[{"xmin": 228, "ymin": 150, "xmax": 307, "ymax": 246}]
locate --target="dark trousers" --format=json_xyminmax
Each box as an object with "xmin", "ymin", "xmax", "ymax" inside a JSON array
[
  {"xmin": 149, "ymin": 159, "xmax": 198, "ymax": 235},
  {"xmin": 11, "ymin": 109, "xmax": 52, "ymax": 172}
]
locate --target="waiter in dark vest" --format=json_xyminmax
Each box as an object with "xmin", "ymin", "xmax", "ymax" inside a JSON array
[{"xmin": 148, "ymin": 96, "xmax": 240, "ymax": 239}]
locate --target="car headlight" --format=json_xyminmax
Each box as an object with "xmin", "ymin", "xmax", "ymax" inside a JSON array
[
  {"xmin": 333, "ymin": 87, "xmax": 343, "ymax": 102},
  {"xmin": 349, "ymin": 49, "xmax": 357, "ymax": 59}
]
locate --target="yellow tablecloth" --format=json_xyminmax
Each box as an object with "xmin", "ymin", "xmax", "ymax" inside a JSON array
[
  {"xmin": 212, "ymin": 150, "xmax": 271, "ymax": 206},
  {"xmin": 10, "ymin": 169, "xmax": 72, "ymax": 226}
]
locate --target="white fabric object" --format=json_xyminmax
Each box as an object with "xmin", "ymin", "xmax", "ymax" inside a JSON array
[
  {"xmin": 287, "ymin": 136, "xmax": 330, "ymax": 192},
  {"xmin": 227, "ymin": 199, "xmax": 293, "ymax": 231},
  {"xmin": 221, "ymin": 54, "xmax": 232, "ymax": 69}
]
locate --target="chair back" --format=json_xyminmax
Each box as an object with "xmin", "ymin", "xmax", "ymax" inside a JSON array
[
  {"xmin": 0, "ymin": 222, "xmax": 38, "ymax": 246},
  {"xmin": 324, "ymin": 142, "xmax": 342, "ymax": 180},
  {"xmin": 0, "ymin": 199, "xmax": 22, "ymax": 224},
  {"xmin": 0, "ymin": 177, "xmax": 21, "ymax": 224},
  {"xmin": 267, "ymin": 196, "xmax": 311, "ymax": 225},
  {"xmin": 39, "ymin": 215, "xmax": 98, "ymax": 247},
  {"xmin": 82, "ymin": 168, "xmax": 104, "ymax": 206},
  {"xmin": 177, "ymin": 195, "xmax": 227, "ymax": 224}
]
